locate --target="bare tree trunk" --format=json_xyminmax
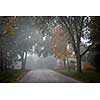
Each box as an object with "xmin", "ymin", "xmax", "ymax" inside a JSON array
[
  {"xmin": 0, "ymin": 48, "xmax": 4, "ymax": 71},
  {"xmin": 21, "ymin": 52, "xmax": 25, "ymax": 69},
  {"xmin": 12, "ymin": 64, "xmax": 14, "ymax": 69},
  {"xmin": 66, "ymin": 57, "xmax": 70, "ymax": 72},
  {"xmin": 22, "ymin": 59, "xmax": 25, "ymax": 70},
  {"xmin": 76, "ymin": 54, "xmax": 82, "ymax": 72},
  {"xmin": 4, "ymin": 51, "xmax": 7, "ymax": 69},
  {"xmin": 21, "ymin": 51, "xmax": 27, "ymax": 70},
  {"xmin": 63, "ymin": 57, "xmax": 66, "ymax": 69},
  {"xmin": 24, "ymin": 51, "xmax": 27, "ymax": 68}
]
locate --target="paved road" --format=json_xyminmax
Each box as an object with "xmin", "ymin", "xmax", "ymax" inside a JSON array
[{"xmin": 19, "ymin": 69, "xmax": 80, "ymax": 83}]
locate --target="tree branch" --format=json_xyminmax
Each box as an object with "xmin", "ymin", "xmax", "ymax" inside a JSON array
[
  {"xmin": 58, "ymin": 16, "xmax": 78, "ymax": 54},
  {"xmin": 80, "ymin": 43, "xmax": 94, "ymax": 57}
]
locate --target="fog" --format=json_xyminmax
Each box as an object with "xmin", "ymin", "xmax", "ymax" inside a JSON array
[{"xmin": 15, "ymin": 54, "xmax": 58, "ymax": 70}]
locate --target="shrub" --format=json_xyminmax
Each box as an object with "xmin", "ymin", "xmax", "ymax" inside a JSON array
[{"xmin": 82, "ymin": 65, "xmax": 96, "ymax": 71}]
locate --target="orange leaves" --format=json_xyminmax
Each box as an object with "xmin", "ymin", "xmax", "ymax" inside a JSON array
[
  {"xmin": 51, "ymin": 25, "xmax": 71, "ymax": 60},
  {"xmin": 82, "ymin": 65, "xmax": 96, "ymax": 71}
]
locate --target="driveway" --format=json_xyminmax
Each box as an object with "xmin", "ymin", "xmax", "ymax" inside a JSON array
[{"xmin": 19, "ymin": 69, "xmax": 80, "ymax": 83}]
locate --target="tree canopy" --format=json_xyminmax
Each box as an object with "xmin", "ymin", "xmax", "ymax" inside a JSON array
[{"xmin": 0, "ymin": 16, "xmax": 99, "ymax": 73}]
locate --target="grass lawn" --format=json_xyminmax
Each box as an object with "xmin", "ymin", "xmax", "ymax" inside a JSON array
[
  {"xmin": 56, "ymin": 69, "xmax": 100, "ymax": 83},
  {"xmin": 0, "ymin": 69, "xmax": 29, "ymax": 83}
]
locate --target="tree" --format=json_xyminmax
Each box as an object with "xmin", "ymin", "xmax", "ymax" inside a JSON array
[
  {"xmin": 0, "ymin": 16, "xmax": 17, "ymax": 71},
  {"xmin": 0, "ymin": 16, "xmax": 54, "ymax": 71},
  {"xmin": 27, "ymin": 16, "xmax": 94, "ymax": 72},
  {"xmin": 0, "ymin": 16, "xmax": 94, "ymax": 72},
  {"xmin": 31, "ymin": 16, "xmax": 93, "ymax": 72},
  {"xmin": 58, "ymin": 16, "xmax": 93, "ymax": 72},
  {"xmin": 13, "ymin": 17, "xmax": 38, "ymax": 69},
  {"xmin": 0, "ymin": 17, "xmax": 38, "ymax": 70},
  {"xmin": 51, "ymin": 25, "xmax": 73, "ymax": 71},
  {"xmin": 13, "ymin": 17, "xmax": 52, "ymax": 69}
]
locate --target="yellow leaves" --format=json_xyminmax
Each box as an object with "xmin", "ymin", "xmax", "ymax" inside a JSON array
[
  {"xmin": 6, "ymin": 25, "xmax": 13, "ymax": 33},
  {"xmin": 5, "ymin": 24, "xmax": 16, "ymax": 36}
]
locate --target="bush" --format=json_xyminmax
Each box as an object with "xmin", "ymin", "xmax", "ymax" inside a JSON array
[{"xmin": 82, "ymin": 65, "xmax": 96, "ymax": 71}]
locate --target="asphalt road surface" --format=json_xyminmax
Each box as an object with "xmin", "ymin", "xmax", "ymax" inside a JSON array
[{"xmin": 19, "ymin": 69, "xmax": 80, "ymax": 83}]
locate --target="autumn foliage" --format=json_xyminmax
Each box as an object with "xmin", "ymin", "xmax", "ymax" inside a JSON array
[
  {"xmin": 51, "ymin": 25, "xmax": 72, "ymax": 60},
  {"xmin": 3, "ymin": 17, "xmax": 16, "ymax": 35},
  {"xmin": 82, "ymin": 65, "xmax": 96, "ymax": 71}
]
